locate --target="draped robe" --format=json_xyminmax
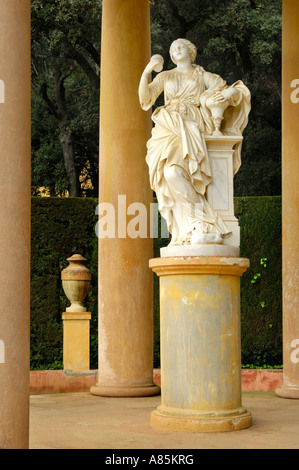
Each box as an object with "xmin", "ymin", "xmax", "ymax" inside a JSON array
[{"xmin": 140, "ymin": 65, "xmax": 251, "ymax": 245}]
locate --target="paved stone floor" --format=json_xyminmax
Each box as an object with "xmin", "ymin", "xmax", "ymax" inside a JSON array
[{"xmin": 29, "ymin": 391, "xmax": 299, "ymax": 450}]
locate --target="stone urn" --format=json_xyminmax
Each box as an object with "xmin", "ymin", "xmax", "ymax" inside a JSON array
[
  {"xmin": 61, "ymin": 254, "xmax": 91, "ymax": 312},
  {"xmin": 206, "ymin": 97, "xmax": 229, "ymax": 136}
]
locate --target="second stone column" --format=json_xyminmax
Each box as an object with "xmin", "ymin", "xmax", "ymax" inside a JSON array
[{"xmin": 90, "ymin": 0, "xmax": 159, "ymax": 397}]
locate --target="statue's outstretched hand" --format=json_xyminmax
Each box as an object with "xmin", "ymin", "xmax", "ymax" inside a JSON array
[
  {"xmin": 211, "ymin": 91, "xmax": 227, "ymax": 103},
  {"xmin": 211, "ymin": 88, "xmax": 238, "ymax": 104}
]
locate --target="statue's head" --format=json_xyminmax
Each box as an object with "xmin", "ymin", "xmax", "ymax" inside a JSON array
[{"xmin": 169, "ymin": 38, "xmax": 197, "ymax": 65}]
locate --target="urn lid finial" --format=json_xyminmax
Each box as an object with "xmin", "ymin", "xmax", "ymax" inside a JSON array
[
  {"xmin": 61, "ymin": 253, "xmax": 91, "ymax": 281},
  {"xmin": 66, "ymin": 253, "xmax": 87, "ymax": 262}
]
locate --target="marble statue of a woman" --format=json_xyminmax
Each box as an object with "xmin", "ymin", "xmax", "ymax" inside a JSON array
[{"xmin": 139, "ymin": 38, "xmax": 250, "ymax": 247}]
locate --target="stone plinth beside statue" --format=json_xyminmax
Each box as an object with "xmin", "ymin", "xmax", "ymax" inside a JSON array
[
  {"xmin": 161, "ymin": 135, "xmax": 243, "ymax": 257},
  {"xmin": 205, "ymin": 135, "xmax": 242, "ymax": 250},
  {"xmin": 139, "ymin": 38, "xmax": 252, "ymax": 432}
]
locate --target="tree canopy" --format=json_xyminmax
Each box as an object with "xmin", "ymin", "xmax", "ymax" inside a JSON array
[
  {"xmin": 150, "ymin": 0, "xmax": 282, "ymax": 196},
  {"xmin": 31, "ymin": 0, "xmax": 282, "ymax": 197},
  {"xmin": 31, "ymin": 0, "xmax": 101, "ymax": 197}
]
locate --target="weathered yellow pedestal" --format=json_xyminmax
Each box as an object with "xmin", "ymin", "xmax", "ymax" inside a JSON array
[
  {"xmin": 150, "ymin": 256, "xmax": 252, "ymax": 432},
  {"xmin": 62, "ymin": 312, "xmax": 91, "ymax": 371}
]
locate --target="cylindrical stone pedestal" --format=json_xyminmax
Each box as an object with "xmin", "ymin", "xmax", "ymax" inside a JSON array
[
  {"xmin": 90, "ymin": 0, "xmax": 159, "ymax": 397},
  {"xmin": 62, "ymin": 312, "xmax": 91, "ymax": 371},
  {"xmin": 0, "ymin": 0, "xmax": 31, "ymax": 448},
  {"xmin": 150, "ymin": 257, "xmax": 252, "ymax": 432},
  {"xmin": 275, "ymin": 0, "xmax": 299, "ymax": 399}
]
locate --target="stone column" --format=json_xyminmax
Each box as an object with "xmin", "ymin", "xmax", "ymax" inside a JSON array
[
  {"xmin": 275, "ymin": 0, "xmax": 299, "ymax": 399},
  {"xmin": 0, "ymin": 0, "xmax": 31, "ymax": 448},
  {"xmin": 150, "ymin": 257, "xmax": 252, "ymax": 432},
  {"xmin": 90, "ymin": 0, "xmax": 159, "ymax": 397}
]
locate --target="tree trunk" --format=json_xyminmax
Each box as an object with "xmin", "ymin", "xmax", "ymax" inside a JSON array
[
  {"xmin": 54, "ymin": 66, "xmax": 80, "ymax": 197},
  {"xmin": 59, "ymin": 129, "xmax": 80, "ymax": 197}
]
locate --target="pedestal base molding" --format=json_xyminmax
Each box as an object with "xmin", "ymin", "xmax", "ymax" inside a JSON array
[
  {"xmin": 161, "ymin": 244, "xmax": 239, "ymax": 258},
  {"xmin": 275, "ymin": 386, "xmax": 299, "ymax": 399},
  {"xmin": 90, "ymin": 383, "xmax": 160, "ymax": 398},
  {"xmin": 151, "ymin": 407, "xmax": 252, "ymax": 433},
  {"xmin": 149, "ymin": 256, "xmax": 249, "ymax": 276}
]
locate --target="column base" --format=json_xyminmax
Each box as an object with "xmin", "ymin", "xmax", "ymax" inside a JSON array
[
  {"xmin": 151, "ymin": 406, "xmax": 252, "ymax": 433},
  {"xmin": 90, "ymin": 383, "xmax": 160, "ymax": 398},
  {"xmin": 275, "ymin": 386, "xmax": 299, "ymax": 399}
]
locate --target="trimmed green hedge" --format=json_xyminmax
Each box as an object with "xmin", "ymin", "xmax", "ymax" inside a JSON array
[
  {"xmin": 30, "ymin": 196, "xmax": 282, "ymax": 370},
  {"xmin": 237, "ymin": 196, "xmax": 282, "ymax": 366},
  {"xmin": 30, "ymin": 197, "xmax": 98, "ymax": 370}
]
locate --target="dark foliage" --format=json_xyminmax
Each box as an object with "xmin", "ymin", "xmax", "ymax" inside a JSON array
[{"xmin": 31, "ymin": 196, "xmax": 282, "ymax": 369}]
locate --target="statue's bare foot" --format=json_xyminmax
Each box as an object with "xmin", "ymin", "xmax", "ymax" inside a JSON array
[{"xmin": 168, "ymin": 238, "xmax": 181, "ymax": 246}]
